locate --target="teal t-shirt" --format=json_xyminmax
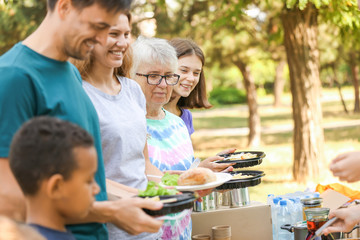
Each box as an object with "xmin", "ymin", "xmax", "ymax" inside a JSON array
[{"xmin": 0, "ymin": 43, "xmax": 108, "ymax": 240}]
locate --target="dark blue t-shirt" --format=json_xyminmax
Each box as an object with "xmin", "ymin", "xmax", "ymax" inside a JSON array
[
  {"xmin": 0, "ymin": 43, "xmax": 108, "ymax": 240},
  {"xmin": 180, "ymin": 108, "xmax": 194, "ymax": 136},
  {"xmin": 30, "ymin": 224, "xmax": 76, "ymax": 240}
]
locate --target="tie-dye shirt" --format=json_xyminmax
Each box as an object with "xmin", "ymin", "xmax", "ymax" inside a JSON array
[
  {"xmin": 147, "ymin": 109, "xmax": 194, "ymax": 240},
  {"xmin": 147, "ymin": 109, "xmax": 194, "ymax": 171}
]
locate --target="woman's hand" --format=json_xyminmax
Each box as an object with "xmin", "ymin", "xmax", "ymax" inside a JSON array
[
  {"xmin": 198, "ymin": 156, "xmax": 235, "ymax": 172},
  {"xmin": 330, "ymin": 151, "xmax": 360, "ymax": 182},
  {"xmin": 323, "ymin": 205, "xmax": 360, "ymax": 235}
]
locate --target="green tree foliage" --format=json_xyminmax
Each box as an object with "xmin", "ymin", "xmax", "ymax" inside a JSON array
[
  {"xmin": 209, "ymin": 87, "xmax": 247, "ymax": 105},
  {"xmin": 0, "ymin": 0, "xmax": 46, "ymax": 54}
]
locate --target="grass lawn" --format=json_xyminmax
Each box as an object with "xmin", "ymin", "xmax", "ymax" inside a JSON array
[
  {"xmin": 191, "ymin": 87, "xmax": 360, "ymax": 203},
  {"xmin": 192, "ymin": 87, "xmax": 360, "ymax": 130}
]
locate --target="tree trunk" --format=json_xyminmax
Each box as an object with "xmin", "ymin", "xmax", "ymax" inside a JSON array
[
  {"xmin": 281, "ymin": 3, "xmax": 324, "ymax": 183},
  {"xmin": 349, "ymin": 52, "xmax": 360, "ymax": 112},
  {"xmin": 331, "ymin": 63, "xmax": 348, "ymax": 114},
  {"xmin": 233, "ymin": 59, "xmax": 261, "ymax": 147},
  {"xmin": 273, "ymin": 60, "xmax": 286, "ymax": 107}
]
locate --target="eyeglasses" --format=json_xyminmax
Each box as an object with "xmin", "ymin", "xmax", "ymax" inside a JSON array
[{"xmin": 136, "ymin": 73, "xmax": 180, "ymax": 86}]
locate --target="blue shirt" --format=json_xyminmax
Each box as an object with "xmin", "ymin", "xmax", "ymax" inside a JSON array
[
  {"xmin": 0, "ymin": 43, "xmax": 108, "ymax": 240},
  {"xmin": 30, "ymin": 224, "xmax": 76, "ymax": 240}
]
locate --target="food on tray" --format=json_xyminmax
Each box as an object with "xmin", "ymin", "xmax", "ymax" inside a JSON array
[
  {"xmin": 225, "ymin": 152, "xmax": 257, "ymax": 161},
  {"xmin": 146, "ymin": 196, "xmax": 178, "ymax": 203},
  {"xmin": 161, "ymin": 172, "xmax": 180, "ymax": 186},
  {"xmin": 138, "ymin": 181, "xmax": 179, "ymax": 197},
  {"xmin": 232, "ymin": 168, "xmax": 243, "ymax": 172},
  {"xmin": 232, "ymin": 172, "xmax": 251, "ymax": 180},
  {"xmin": 146, "ymin": 196, "xmax": 160, "ymax": 201},
  {"xmin": 177, "ymin": 167, "xmax": 216, "ymax": 186}
]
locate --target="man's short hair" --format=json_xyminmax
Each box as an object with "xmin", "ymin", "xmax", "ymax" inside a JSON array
[
  {"xmin": 9, "ymin": 116, "xmax": 94, "ymax": 196},
  {"xmin": 47, "ymin": 0, "xmax": 132, "ymax": 13}
]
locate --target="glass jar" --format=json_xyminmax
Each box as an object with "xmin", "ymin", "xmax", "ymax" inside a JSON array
[
  {"xmin": 301, "ymin": 197, "xmax": 323, "ymax": 220},
  {"xmin": 305, "ymin": 208, "xmax": 330, "ymax": 240}
]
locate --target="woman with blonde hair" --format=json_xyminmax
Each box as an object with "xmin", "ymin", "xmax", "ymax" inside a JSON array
[{"xmin": 72, "ymin": 12, "xmax": 163, "ymax": 240}]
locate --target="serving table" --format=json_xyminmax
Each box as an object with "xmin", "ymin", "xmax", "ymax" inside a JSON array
[{"xmin": 191, "ymin": 201, "xmax": 272, "ymax": 240}]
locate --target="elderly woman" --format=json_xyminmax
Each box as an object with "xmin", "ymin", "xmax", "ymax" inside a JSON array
[{"xmin": 130, "ymin": 36, "xmax": 234, "ymax": 240}]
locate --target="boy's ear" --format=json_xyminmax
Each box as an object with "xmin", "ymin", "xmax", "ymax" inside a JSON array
[
  {"xmin": 46, "ymin": 174, "xmax": 65, "ymax": 199},
  {"xmin": 57, "ymin": 0, "xmax": 72, "ymax": 20}
]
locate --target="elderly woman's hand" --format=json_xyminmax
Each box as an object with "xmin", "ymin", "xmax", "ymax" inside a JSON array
[
  {"xmin": 195, "ymin": 188, "xmax": 214, "ymax": 199},
  {"xmin": 163, "ymin": 170, "xmax": 185, "ymax": 175},
  {"xmin": 198, "ymin": 156, "xmax": 235, "ymax": 172}
]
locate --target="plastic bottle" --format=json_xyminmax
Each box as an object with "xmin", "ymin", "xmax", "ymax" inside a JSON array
[
  {"xmin": 313, "ymin": 192, "xmax": 320, "ymax": 198},
  {"xmin": 293, "ymin": 198, "xmax": 303, "ymax": 223},
  {"xmin": 277, "ymin": 200, "xmax": 292, "ymax": 240},
  {"xmin": 272, "ymin": 197, "xmax": 280, "ymax": 240},
  {"xmin": 267, "ymin": 194, "xmax": 275, "ymax": 206},
  {"xmin": 287, "ymin": 198, "xmax": 296, "ymax": 224}
]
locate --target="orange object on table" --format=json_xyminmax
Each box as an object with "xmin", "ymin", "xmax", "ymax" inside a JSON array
[{"xmin": 316, "ymin": 183, "xmax": 360, "ymax": 202}]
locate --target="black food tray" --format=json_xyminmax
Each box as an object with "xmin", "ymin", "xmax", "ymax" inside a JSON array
[
  {"xmin": 140, "ymin": 192, "xmax": 196, "ymax": 216},
  {"xmin": 216, "ymin": 170, "xmax": 265, "ymax": 190},
  {"xmin": 216, "ymin": 151, "xmax": 265, "ymax": 168}
]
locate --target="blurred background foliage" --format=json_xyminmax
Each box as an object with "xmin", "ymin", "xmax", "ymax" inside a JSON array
[
  {"xmin": 0, "ymin": 0, "xmax": 46, "ymax": 54},
  {"xmin": 1, "ymin": 0, "xmax": 360, "ymax": 103}
]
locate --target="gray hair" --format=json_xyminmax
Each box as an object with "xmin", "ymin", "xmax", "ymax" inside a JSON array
[{"xmin": 129, "ymin": 36, "xmax": 178, "ymax": 79}]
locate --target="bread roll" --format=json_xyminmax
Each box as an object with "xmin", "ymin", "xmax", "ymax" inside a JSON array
[{"xmin": 177, "ymin": 167, "xmax": 217, "ymax": 186}]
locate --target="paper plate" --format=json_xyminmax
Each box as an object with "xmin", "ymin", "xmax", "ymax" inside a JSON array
[{"xmin": 159, "ymin": 172, "xmax": 232, "ymax": 191}]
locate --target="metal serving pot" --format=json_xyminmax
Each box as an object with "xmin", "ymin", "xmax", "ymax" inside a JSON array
[
  {"xmin": 281, "ymin": 222, "xmax": 342, "ymax": 240},
  {"xmin": 281, "ymin": 222, "xmax": 360, "ymax": 240}
]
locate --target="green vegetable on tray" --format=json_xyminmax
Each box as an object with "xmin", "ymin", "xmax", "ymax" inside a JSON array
[
  {"xmin": 161, "ymin": 172, "xmax": 179, "ymax": 186},
  {"xmin": 138, "ymin": 181, "xmax": 179, "ymax": 197}
]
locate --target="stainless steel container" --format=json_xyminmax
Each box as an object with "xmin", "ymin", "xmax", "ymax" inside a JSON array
[
  {"xmin": 193, "ymin": 197, "xmax": 207, "ymax": 212},
  {"xmin": 229, "ymin": 187, "xmax": 250, "ymax": 207},
  {"xmin": 281, "ymin": 223, "xmax": 360, "ymax": 240},
  {"xmin": 214, "ymin": 191, "xmax": 231, "ymax": 208},
  {"xmin": 222, "ymin": 191, "xmax": 230, "ymax": 206},
  {"xmin": 193, "ymin": 192, "xmax": 217, "ymax": 212},
  {"xmin": 208, "ymin": 191, "xmax": 216, "ymax": 210}
]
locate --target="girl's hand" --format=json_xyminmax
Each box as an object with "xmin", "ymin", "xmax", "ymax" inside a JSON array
[
  {"xmin": 198, "ymin": 156, "xmax": 235, "ymax": 172},
  {"xmin": 216, "ymin": 148, "xmax": 237, "ymax": 156}
]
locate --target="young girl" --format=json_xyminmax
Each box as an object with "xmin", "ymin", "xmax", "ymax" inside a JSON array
[{"xmin": 164, "ymin": 38, "xmax": 212, "ymax": 136}]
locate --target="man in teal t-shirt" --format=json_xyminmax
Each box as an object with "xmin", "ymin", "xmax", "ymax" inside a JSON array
[{"xmin": 0, "ymin": 0, "xmax": 163, "ymax": 239}]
